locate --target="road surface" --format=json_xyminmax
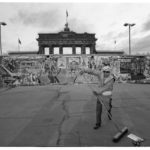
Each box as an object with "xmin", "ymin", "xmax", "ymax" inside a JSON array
[{"xmin": 0, "ymin": 83, "xmax": 150, "ymax": 146}]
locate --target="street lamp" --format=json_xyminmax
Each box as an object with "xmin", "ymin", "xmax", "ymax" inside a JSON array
[
  {"xmin": 0, "ymin": 22, "xmax": 7, "ymax": 56},
  {"xmin": 124, "ymin": 23, "xmax": 135, "ymax": 55}
]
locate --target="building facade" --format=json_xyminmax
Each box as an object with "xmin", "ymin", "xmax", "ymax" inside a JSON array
[{"xmin": 37, "ymin": 23, "xmax": 97, "ymax": 55}]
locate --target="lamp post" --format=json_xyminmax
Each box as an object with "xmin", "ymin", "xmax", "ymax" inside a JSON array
[
  {"xmin": 0, "ymin": 22, "xmax": 7, "ymax": 56},
  {"xmin": 124, "ymin": 23, "xmax": 135, "ymax": 55}
]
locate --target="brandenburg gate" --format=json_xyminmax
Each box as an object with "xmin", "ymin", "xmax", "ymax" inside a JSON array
[{"xmin": 37, "ymin": 23, "xmax": 97, "ymax": 55}]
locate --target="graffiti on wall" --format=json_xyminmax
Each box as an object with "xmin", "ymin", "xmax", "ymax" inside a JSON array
[
  {"xmin": 119, "ymin": 57, "xmax": 131, "ymax": 74},
  {"xmin": 2, "ymin": 54, "xmax": 150, "ymax": 87},
  {"xmin": 143, "ymin": 56, "xmax": 150, "ymax": 79},
  {"xmin": 119, "ymin": 56, "xmax": 149, "ymax": 81}
]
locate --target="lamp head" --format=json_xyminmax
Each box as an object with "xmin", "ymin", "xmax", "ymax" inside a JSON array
[
  {"xmin": 124, "ymin": 23, "xmax": 129, "ymax": 26},
  {"xmin": 0, "ymin": 22, "xmax": 7, "ymax": 26},
  {"xmin": 131, "ymin": 23, "xmax": 135, "ymax": 26}
]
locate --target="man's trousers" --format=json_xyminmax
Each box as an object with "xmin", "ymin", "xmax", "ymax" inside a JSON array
[{"xmin": 96, "ymin": 96, "xmax": 112, "ymax": 125}]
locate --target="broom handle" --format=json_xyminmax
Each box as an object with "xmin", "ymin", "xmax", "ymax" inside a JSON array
[{"xmin": 83, "ymin": 74, "xmax": 121, "ymax": 131}]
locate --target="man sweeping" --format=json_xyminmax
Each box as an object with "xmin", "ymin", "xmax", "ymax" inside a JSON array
[{"xmin": 80, "ymin": 65, "xmax": 116, "ymax": 129}]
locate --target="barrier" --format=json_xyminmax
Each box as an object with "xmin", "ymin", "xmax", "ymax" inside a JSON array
[{"xmin": 1, "ymin": 55, "xmax": 150, "ymax": 87}]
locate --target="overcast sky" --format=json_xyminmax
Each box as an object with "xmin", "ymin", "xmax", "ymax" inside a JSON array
[{"xmin": 1, "ymin": 2, "xmax": 150, "ymax": 54}]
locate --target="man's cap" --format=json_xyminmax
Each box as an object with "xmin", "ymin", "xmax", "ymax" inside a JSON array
[{"xmin": 102, "ymin": 66, "xmax": 111, "ymax": 72}]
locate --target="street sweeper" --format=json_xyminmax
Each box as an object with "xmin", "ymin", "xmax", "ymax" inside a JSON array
[
  {"xmin": 80, "ymin": 65, "xmax": 128, "ymax": 142},
  {"xmin": 80, "ymin": 65, "xmax": 115, "ymax": 129}
]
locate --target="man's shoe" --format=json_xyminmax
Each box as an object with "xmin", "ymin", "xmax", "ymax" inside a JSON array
[{"xmin": 93, "ymin": 123, "xmax": 101, "ymax": 130}]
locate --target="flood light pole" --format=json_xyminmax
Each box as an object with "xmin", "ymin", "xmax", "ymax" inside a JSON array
[
  {"xmin": 0, "ymin": 22, "xmax": 7, "ymax": 56},
  {"xmin": 124, "ymin": 23, "xmax": 135, "ymax": 55}
]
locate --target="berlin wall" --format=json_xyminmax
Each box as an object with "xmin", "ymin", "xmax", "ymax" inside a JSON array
[{"xmin": 0, "ymin": 55, "xmax": 150, "ymax": 87}]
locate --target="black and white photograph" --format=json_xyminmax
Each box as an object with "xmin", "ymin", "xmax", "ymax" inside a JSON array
[{"xmin": 0, "ymin": 1, "xmax": 150, "ymax": 147}]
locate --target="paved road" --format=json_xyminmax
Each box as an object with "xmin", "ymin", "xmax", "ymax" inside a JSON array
[{"xmin": 0, "ymin": 83, "xmax": 150, "ymax": 147}]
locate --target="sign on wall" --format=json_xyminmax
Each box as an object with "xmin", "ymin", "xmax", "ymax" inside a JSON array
[{"xmin": 57, "ymin": 57, "xmax": 67, "ymax": 69}]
